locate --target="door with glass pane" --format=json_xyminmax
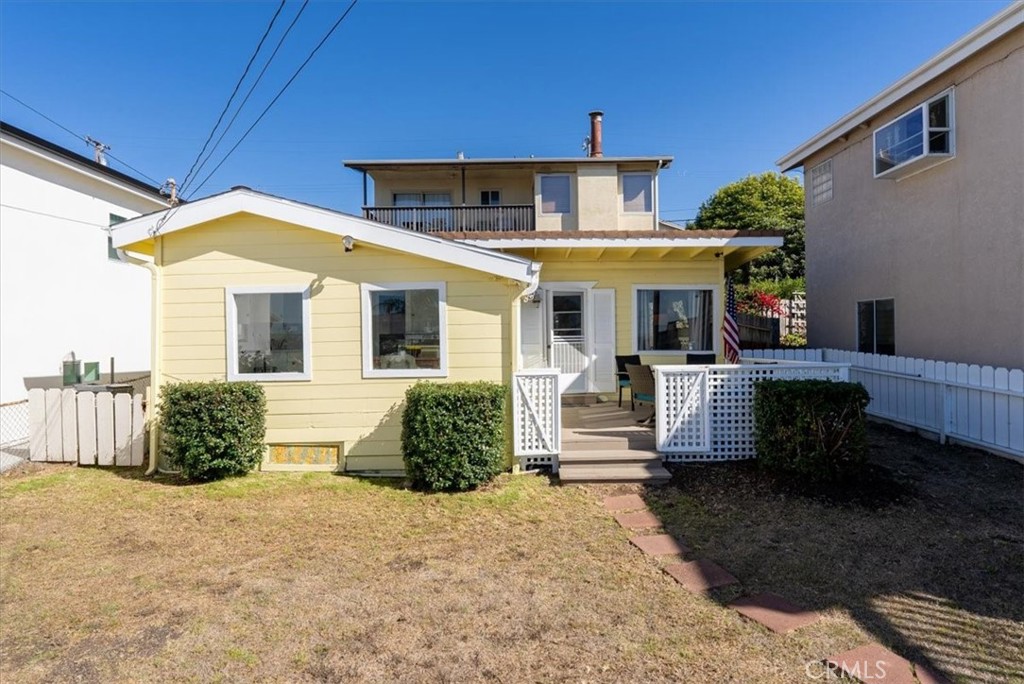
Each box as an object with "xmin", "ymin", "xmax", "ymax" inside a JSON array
[{"xmin": 549, "ymin": 291, "xmax": 588, "ymax": 393}]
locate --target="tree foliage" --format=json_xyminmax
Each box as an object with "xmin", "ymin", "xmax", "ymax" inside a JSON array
[{"xmin": 692, "ymin": 172, "xmax": 805, "ymax": 282}]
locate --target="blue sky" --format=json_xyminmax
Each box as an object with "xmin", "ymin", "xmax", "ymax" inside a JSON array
[{"xmin": 0, "ymin": 0, "xmax": 1011, "ymax": 222}]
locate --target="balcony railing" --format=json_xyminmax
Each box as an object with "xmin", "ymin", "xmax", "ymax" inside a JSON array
[{"xmin": 363, "ymin": 205, "xmax": 535, "ymax": 233}]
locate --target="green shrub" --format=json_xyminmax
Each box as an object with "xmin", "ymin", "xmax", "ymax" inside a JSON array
[
  {"xmin": 160, "ymin": 381, "xmax": 266, "ymax": 481},
  {"xmin": 739, "ymin": 277, "xmax": 806, "ymax": 301},
  {"xmin": 754, "ymin": 380, "xmax": 870, "ymax": 483},
  {"xmin": 780, "ymin": 332, "xmax": 807, "ymax": 348},
  {"xmin": 401, "ymin": 382, "xmax": 506, "ymax": 492}
]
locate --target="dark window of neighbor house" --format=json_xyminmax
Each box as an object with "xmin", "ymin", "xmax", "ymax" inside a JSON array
[
  {"xmin": 480, "ymin": 190, "xmax": 501, "ymax": 206},
  {"xmin": 857, "ymin": 298, "xmax": 895, "ymax": 355},
  {"xmin": 108, "ymin": 213, "xmax": 126, "ymax": 261}
]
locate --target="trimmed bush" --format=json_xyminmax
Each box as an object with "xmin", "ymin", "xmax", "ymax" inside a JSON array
[
  {"xmin": 401, "ymin": 382, "xmax": 506, "ymax": 492},
  {"xmin": 754, "ymin": 380, "xmax": 870, "ymax": 483},
  {"xmin": 160, "ymin": 381, "xmax": 266, "ymax": 481}
]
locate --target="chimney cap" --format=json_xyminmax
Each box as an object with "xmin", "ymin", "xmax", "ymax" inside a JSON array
[{"xmin": 589, "ymin": 110, "xmax": 604, "ymax": 118}]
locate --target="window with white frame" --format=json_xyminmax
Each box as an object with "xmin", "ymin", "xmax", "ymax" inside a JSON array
[
  {"xmin": 362, "ymin": 282, "xmax": 446, "ymax": 378},
  {"xmin": 539, "ymin": 174, "xmax": 571, "ymax": 214},
  {"xmin": 622, "ymin": 173, "xmax": 653, "ymax": 213},
  {"xmin": 227, "ymin": 286, "xmax": 311, "ymax": 381},
  {"xmin": 874, "ymin": 89, "xmax": 954, "ymax": 178},
  {"xmin": 857, "ymin": 298, "xmax": 895, "ymax": 355},
  {"xmin": 634, "ymin": 287, "xmax": 715, "ymax": 353},
  {"xmin": 809, "ymin": 159, "xmax": 833, "ymax": 206}
]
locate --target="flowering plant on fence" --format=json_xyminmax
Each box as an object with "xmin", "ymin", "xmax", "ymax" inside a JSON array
[{"xmin": 738, "ymin": 290, "xmax": 785, "ymax": 316}]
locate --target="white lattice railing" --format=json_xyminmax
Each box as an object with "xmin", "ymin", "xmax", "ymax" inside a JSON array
[
  {"xmin": 512, "ymin": 369, "xmax": 561, "ymax": 471},
  {"xmin": 654, "ymin": 362, "xmax": 849, "ymax": 461}
]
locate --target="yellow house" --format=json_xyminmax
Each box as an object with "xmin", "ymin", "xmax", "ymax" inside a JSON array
[{"xmin": 112, "ymin": 119, "xmax": 782, "ymax": 478}]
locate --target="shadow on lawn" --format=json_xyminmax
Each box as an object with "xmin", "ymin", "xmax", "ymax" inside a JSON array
[{"xmin": 641, "ymin": 424, "xmax": 1024, "ymax": 683}]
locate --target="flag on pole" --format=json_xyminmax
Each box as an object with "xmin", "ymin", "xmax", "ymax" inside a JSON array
[{"xmin": 723, "ymin": 275, "xmax": 741, "ymax": 363}]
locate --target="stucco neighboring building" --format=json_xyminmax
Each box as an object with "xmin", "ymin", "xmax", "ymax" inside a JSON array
[
  {"xmin": 777, "ymin": 4, "xmax": 1024, "ymax": 370},
  {"xmin": 0, "ymin": 122, "xmax": 171, "ymax": 402}
]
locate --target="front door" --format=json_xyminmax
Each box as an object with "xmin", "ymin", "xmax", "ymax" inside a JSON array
[{"xmin": 549, "ymin": 291, "xmax": 588, "ymax": 393}]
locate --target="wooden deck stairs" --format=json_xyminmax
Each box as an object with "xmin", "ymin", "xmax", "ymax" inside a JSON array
[{"xmin": 558, "ymin": 403, "xmax": 671, "ymax": 484}]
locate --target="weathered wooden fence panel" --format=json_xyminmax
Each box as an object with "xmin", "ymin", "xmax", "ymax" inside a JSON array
[
  {"xmin": 27, "ymin": 389, "xmax": 146, "ymax": 466},
  {"xmin": 745, "ymin": 348, "xmax": 1024, "ymax": 461}
]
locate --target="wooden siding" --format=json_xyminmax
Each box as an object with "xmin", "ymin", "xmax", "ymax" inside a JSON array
[{"xmin": 158, "ymin": 214, "xmax": 514, "ymax": 472}]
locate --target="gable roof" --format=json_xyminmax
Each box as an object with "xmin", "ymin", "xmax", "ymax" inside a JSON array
[
  {"xmin": 776, "ymin": 3, "xmax": 1024, "ymax": 171},
  {"xmin": 0, "ymin": 120, "xmax": 169, "ymax": 202},
  {"xmin": 111, "ymin": 187, "xmax": 542, "ymax": 285}
]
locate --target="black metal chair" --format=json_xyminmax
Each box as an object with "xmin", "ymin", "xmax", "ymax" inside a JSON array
[
  {"xmin": 686, "ymin": 352, "xmax": 717, "ymax": 364},
  {"xmin": 615, "ymin": 354, "xmax": 642, "ymax": 409}
]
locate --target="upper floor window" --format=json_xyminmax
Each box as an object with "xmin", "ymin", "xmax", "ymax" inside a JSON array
[
  {"xmin": 539, "ymin": 174, "xmax": 571, "ymax": 214},
  {"xmin": 394, "ymin": 192, "xmax": 450, "ymax": 207},
  {"xmin": 809, "ymin": 159, "xmax": 833, "ymax": 206},
  {"xmin": 480, "ymin": 190, "xmax": 501, "ymax": 206},
  {"xmin": 622, "ymin": 173, "xmax": 653, "ymax": 213},
  {"xmin": 873, "ymin": 89, "xmax": 954, "ymax": 179}
]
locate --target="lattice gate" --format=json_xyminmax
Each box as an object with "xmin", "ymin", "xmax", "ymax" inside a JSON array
[
  {"xmin": 655, "ymin": 368, "xmax": 709, "ymax": 454},
  {"xmin": 512, "ymin": 369, "xmax": 561, "ymax": 471}
]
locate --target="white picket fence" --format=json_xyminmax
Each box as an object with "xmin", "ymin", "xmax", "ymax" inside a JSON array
[
  {"xmin": 745, "ymin": 349, "xmax": 1024, "ymax": 461},
  {"xmin": 655, "ymin": 362, "xmax": 849, "ymax": 461},
  {"xmin": 27, "ymin": 388, "xmax": 146, "ymax": 466},
  {"xmin": 512, "ymin": 369, "xmax": 561, "ymax": 471}
]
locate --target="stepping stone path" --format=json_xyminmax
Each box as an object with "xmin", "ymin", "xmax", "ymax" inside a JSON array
[
  {"xmin": 629, "ymin": 533, "xmax": 690, "ymax": 557},
  {"xmin": 613, "ymin": 510, "xmax": 662, "ymax": 530},
  {"xmin": 602, "ymin": 494, "xmax": 647, "ymax": 512},
  {"xmin": 827, "ymin": 644, "xmax": 949, "ymax": 684},
  {"xmin": 664, "ymin": 559, "xmax": 738, "ymax": 593},
  {"xmin": 728, "ymin": 593, "xmax": 819, "ymax": 634}
]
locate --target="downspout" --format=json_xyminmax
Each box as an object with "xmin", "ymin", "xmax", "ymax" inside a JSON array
[{"xmin": 121, "ymin": 240, "xmax": 162, "ymax": 475}]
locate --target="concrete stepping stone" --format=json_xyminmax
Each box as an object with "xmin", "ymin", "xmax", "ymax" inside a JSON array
[
  {"xmin": 728, "ymin": 593, "xmax": 819, "ymax": 633},
  {"xmin": 664, "ymin": 559, "xmax": 738, "ymax": 593},
  {"xmin": 613, "ymin": 510, "xmax": 662, "ymax": 530},
  {"xmin": 629, "ymin": 534, "xmax": 689, "ymax": 557},
  {"xmin": 826, "ymin": 643, "xmax": 949, "ymax": 684},
  {"xmin": 603, "ymin": 494, "xmax": 647, "ymax": 511}
]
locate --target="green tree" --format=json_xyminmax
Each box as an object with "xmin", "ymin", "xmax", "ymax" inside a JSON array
[{"xmin": 691, "ymin": 172, "xmax": 805, "ymax": 282}]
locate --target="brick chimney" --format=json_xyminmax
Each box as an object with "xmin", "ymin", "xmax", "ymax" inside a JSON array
[{"xmin": 588, "ymin": 110, "xmax": 604, "ymax": 158}]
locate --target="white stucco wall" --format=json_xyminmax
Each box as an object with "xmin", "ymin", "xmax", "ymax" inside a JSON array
[{"xmin": 0, "ymin": 137, "xmax": 169, "ymax": 402}]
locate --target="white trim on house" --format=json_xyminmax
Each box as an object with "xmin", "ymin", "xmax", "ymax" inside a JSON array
[
  {"xmin": 631, "ymin": 284, "xmax": 721, "ymax": 357},
  {"xmin": 776, "ymin": 3, "xmax": 1023, "ymax": 171},
  {"xmin": 455, "ymin": 236, "xmax": 784, "ymax": 249},
  {"xmin": 111, "ymin": 188, "xmax": 542, "ymax": 286},
  {"xmin": 360, "ymin": 281, "xmax": 448, "ymax": 379},
  {"xmin": 225, "ymin": 284, "xmax": 313, "ymax": 382}
]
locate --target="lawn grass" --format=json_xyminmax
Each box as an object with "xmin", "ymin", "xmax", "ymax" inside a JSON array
[{"xmin": 1, "ymin": 425, "xmax": 1021, "ymax": 683}]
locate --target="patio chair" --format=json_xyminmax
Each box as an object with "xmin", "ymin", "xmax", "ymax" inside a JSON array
[
  {"xmin": 625, "ymin": 363, "xmax": 656, "ymax": 425},
  {"xmin": 686, "ymin": 352, "xmax": 717, "ymax": 364},
  {"xmin": 615, "ymin": 354, "xmax": 642, "ymax": 409}
]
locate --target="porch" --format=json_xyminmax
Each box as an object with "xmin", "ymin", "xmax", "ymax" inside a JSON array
[{"xmin": 512, "ymin": 359, "xmax": 851, "ymax": 482}]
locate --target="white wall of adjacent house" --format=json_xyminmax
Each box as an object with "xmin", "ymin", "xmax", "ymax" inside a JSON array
[{"xmin": 0, "ymin": 136, "xmax": 169, "ymax": 403}]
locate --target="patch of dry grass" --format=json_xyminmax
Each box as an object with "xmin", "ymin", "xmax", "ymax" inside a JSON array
[
  {"xmin": 640, "ymin": 425, "xmax": 1024, "ymax": 684},
  {"xmin": 1, "ymin": 425, "xmax": 1020, "ymax": 683}
]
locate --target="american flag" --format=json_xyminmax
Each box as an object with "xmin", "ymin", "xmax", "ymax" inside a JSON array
[{"xmin": 723, "ymin": 275, "xmax": 741, "ymax": 363}]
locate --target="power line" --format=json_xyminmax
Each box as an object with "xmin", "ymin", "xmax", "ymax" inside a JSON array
[
  {"xmin": 181, "ymin": 0, "xmax": 310, "ymax": 195},
  {"xmin": 179, "ymin": 0, "xmax": 287, "ymax": 192},
  {"xmin": 1, "ymin": 89, "xmax": 164, "ymax": 186},
  {"xmin": 187, "ymin": 0, "xmax": 360, "ymax": 200}
]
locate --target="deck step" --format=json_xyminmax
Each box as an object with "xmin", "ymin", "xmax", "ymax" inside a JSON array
[
  {"xmin": 562, "ymin": 434, "xmax": 656, "ymax": 452},
  {"xmin": 559, "ymin": 448, "xmax": 661, "ymax": 464},
  {"xmin": 559, "ymin": 461, "xmax": 672, "ymax": 483}
]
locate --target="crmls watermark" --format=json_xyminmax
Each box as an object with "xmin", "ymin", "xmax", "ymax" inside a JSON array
[{"xmin": 804, "ymin": 659, "xmax": 889, "ymax": 680}]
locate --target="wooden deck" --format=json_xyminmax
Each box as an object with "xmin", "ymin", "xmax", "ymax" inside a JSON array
[{"xmin": 559, "ymin": 403, "xmax": 670, "ymax": 483}]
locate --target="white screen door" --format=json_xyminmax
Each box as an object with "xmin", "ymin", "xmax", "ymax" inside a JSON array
[{"xmin": 549, "ymin": 290, "xmax": 587, "ymax": 393}]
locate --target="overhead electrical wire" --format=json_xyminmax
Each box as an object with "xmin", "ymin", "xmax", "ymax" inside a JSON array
[
  {"xmin": 180, "ymin": 0, "xmax": 311, "ymax": 195},
  {"xmin": 178, "ymin": 0, "xmax": 287, "ymax": 192},
  {"xmin": 186, "ymin": 0, "xmax": 359, "ymax": 200},
  {"xmin": 0, "ymin": 88, "xmax": 164, "ymax": 186}
]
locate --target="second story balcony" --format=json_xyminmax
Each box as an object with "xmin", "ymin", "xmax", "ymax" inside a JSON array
[{"xmin": 363, "ymin": 204, "xmax": 535, "ymax": 233}]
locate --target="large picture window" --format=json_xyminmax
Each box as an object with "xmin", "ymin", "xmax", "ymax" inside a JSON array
[
  {"xmin": 873, "ymin": 89, "xmax": 954, "ymax": 178},
  {"xmin": 362, "ymin": 282, "xmax": 447, "ymax": 378},
  {"xmin": 634, "ymin": 287, "xmax": 715, "ymax": 354},
  {"xmin": 226, "ymin": 285, "xmax": 311, "ymax": 381},
  {"xmin": 857, "ymin": 298, "xmax": 895, "ymax": 355}
]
